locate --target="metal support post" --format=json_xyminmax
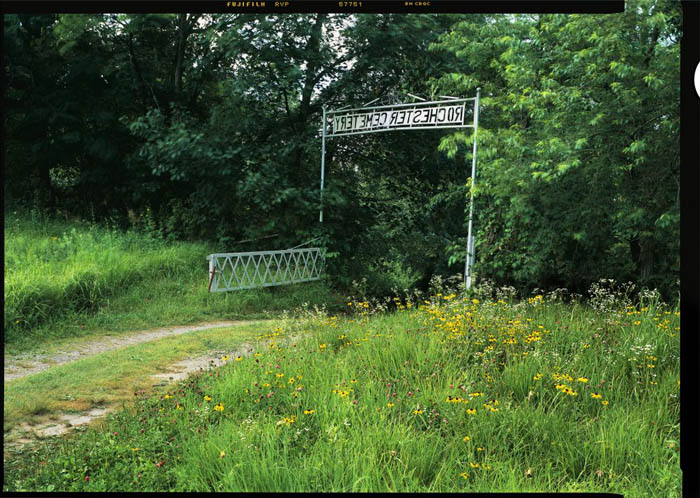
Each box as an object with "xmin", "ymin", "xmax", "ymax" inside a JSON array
[
  {"xmin": 320, "ymin": 106, "xmax": 327, "ymax": 223},
  {"xmin": 465, "ymin": 87, "xmax": 481, "ymax": 290},
  {"xmin": 207, "ymin": 255, "xmax": 216, "ymax": 292}
]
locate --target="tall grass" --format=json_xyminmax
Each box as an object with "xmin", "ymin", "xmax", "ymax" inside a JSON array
[
  {"xmin": 3, "ymin": 287, "xmax": 681, "ymax": 494},
  {"xmin": 4, "ymin": 211, "xmax": 341, "ymax": 351}
]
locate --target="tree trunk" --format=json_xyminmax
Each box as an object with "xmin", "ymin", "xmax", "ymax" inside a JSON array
[
  {"xmin": 630, "ymin": 237, "xmax": 654, "ymax": 284},
  {"xmin": 299, "ymin": 14, "xmax": 326, "ymax": 119},
  {"xmin": 38, "ymin": 159, "xmax": 55, "ymax": 210},
  {"xmin": 174, "ymin": 14, "xmax": 196, "ymax": 105},
  {"xmin": 292, "ymin": 14, "xmax": 326, "ymax": 176}
]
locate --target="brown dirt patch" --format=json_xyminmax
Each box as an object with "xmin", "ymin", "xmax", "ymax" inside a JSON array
[
  {"xmin": 4, "ymin": 321, "xmax": 257, "ymax": 381},
  {"xmin": 3, "ymin": 324, "xmax": 305, "ymax": 453}
]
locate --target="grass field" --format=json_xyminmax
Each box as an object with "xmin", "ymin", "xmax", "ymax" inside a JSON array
[
  {"xmin": 3, "ymin": 288, "xmax": 681, "ymax": 494},
  {"xmin": 4, "ymin": 211, "xmax": 342, "ymax": 354},
  {"xmin": 3, "ymin": 212, "xmax": 681, "ymax": 494}
]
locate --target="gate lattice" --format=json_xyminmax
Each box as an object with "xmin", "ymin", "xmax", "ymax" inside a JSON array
[{"xmin": 207, "ymin": 247, "xmax": 325, "ymax": 292}]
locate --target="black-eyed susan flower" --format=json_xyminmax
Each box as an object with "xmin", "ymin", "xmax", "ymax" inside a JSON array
[
  {"xmin": 214, "ymin": 403, "xmax": 224, "ymax": 411},
  {"xmin": 460, "ymin": 472, "xmax": 469, "ymax": 479},
  {"xmin": 204, "ymin": 395, "xmax": 211, "ymax": 402},
  {"xmin": 463, "ymin": 436, "xmax": 470, "ymax": 442},
  {"xmin": 591, "ymin": 393, "xmax": 602, "ymax": 399},
  {"xmin": 466, "ymin": 408, "xmax": 477, "ymax": 415}
]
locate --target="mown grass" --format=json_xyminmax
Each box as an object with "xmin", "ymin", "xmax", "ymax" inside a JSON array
[
  {"xmin": 3, "ymin": 290, "xmax": 681, "ymax": 495},
  {"xmin": 4, "ymin": 212, "xmax": 343, "ymax": 353}
]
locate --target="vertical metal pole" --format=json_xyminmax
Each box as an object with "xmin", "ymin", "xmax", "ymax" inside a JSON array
[
  {"xmin": 320, "ymin": 106, "xmax": 326, "ymax": 223},
  {"xmin": 207, "ymin": 255, "xmax": 216, "ymax": 292},
  {"xmin": 465, "ymin": 87, "xmax": 481, "ymax": 290}
]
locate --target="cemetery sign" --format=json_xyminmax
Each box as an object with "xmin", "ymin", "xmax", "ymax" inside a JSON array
[{"xmin": 327, "ymin": 99, "xmax": 470, "ymax": 137}]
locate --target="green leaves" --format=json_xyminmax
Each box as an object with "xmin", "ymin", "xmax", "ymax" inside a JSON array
[
  {"xmin": 429, "ymin": 1, "xmax": 680, "ymax": 296},
  {"xmin": 4, "ymin": 6, "xmax": 680, "ymax": 298}
]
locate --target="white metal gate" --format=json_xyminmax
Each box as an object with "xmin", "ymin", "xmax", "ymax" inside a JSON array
[{"xmin": 207, "ymin": 247, "xmax": 325, "ymax": 292}]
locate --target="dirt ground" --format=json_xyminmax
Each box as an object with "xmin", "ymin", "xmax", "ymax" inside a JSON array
[
  {"xmin": 3, "ymin": 321, "xmax": 252, "ymax": 381},
  {"xmin": 3, "ymin": 320, "xmax": 264, "ymax": 450}
]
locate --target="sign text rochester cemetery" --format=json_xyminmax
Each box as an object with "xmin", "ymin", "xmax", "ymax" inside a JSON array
[{"xmin": 327, "ymin": 100, "xmax": 468, "ymax": 137}]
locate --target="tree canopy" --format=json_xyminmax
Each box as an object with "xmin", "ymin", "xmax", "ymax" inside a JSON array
[{"xmin": 4, "ymin": 2, "xmax": 681, "ymax": 298}]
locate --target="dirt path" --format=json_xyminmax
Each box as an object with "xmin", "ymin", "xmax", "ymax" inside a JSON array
[
  {"xmin": 3, "ymin": 320, "xmax": 259, "ymax": 381},
  {"xmin": 3, "ymin": 321, "xmax": 301, "ymax": 450},
  {"xmin": 6, "ymin": 342, "xmax": 257, "ymax": 448}
]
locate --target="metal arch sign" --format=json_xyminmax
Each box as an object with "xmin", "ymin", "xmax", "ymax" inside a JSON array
[
  {"xmin": 326, "ymin": 98, "xmax": 472, "ymax": 137},
  {"xmin": 319, "ymin": 91, "xmax": 481, "ymax": 289},
  {"xmin": 326, "ymin": 99, "xmax": 473, "ymax": 137}
]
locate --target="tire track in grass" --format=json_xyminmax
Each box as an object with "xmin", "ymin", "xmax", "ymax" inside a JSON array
[
  {"xmin": 3, "ymin": 321, "xmax": 256, "ymax": 381},
  {"xmin": 3, "ymin": 322, "xmax": 305, "ymax": 451}
]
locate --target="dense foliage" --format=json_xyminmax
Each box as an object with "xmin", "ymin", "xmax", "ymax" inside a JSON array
[{"xmin": 4, "ymin": 1, "xmax": 681, "ymax": 298}]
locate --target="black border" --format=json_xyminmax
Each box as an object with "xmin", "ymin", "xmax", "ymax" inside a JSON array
[
  {"xmin": 1, "ymin": 1, "xmax": 625, "ymax": 14},
  {"xmin": 679, "ymin": 3, "xmax": 699, "ymax": 498}
]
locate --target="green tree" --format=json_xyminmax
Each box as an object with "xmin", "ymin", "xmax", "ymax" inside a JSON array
[{"xmin": 431, "ymin": 0, "xmax": 680, "ymax": 297}]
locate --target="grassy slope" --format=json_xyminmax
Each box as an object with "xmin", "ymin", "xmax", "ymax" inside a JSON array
[
  {"xmin": 3, "ymin": 296, "xmax": 681, "ymax": 495},
  {"xmin": 4, "ymin": 213, "xmax": 344, "ymax": 354}
]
